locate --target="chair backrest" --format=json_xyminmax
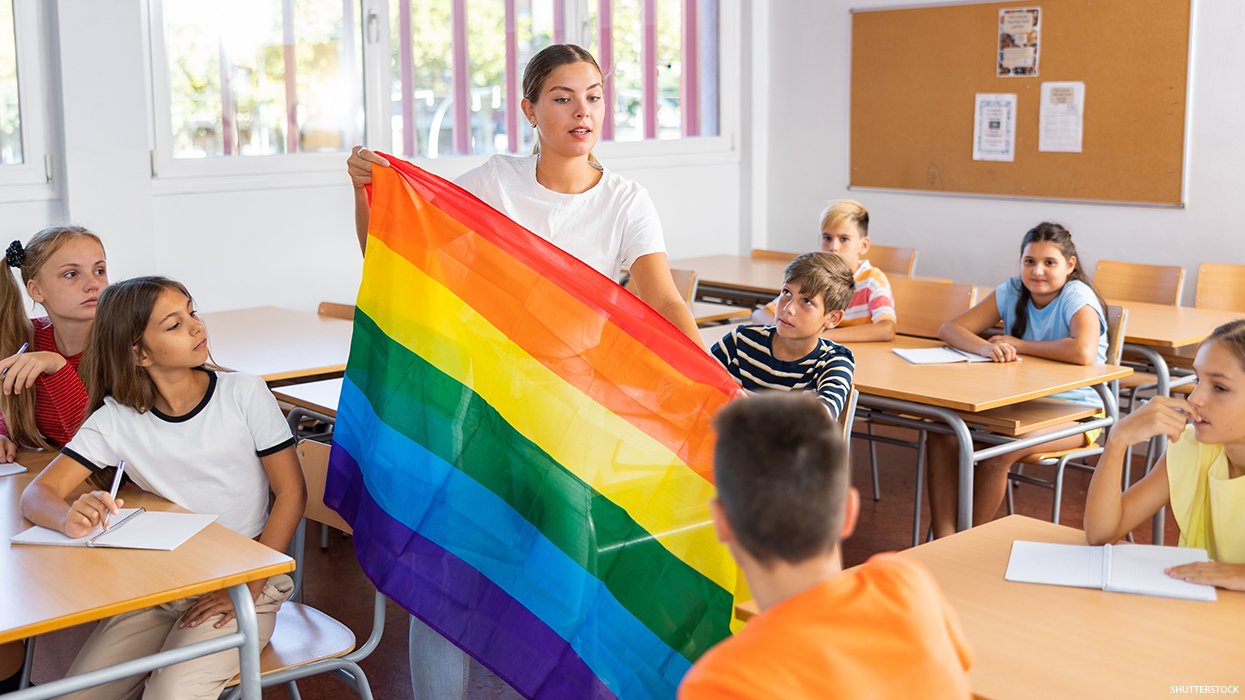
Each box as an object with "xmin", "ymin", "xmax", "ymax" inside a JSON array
[
  {"xmin": 1104, "ymin": 305, "xmax": 1129, "ymax": 365},
  {"xmin": 623, "ymin": 268, "xmax": 698, "ymax": 303},
  {"xmin": 296, "ymin": 440, "xmax": 352, "ymax": 534},
  {"xmin": 1092, "ymin": 260, "xmax": 1185, "ymax": 305},
  {"xmin": 1194, "ymin": 263, "xmax": 1245, "ymax": 312},
  {"xmin": 749, "ymin": 248, "xmax": 800, "ymax": 263},
  {"xmin": 317, "ymin": 301, "xmax": 354, "ymax": 320},
  {"xmin": 865, "ymin": 244, "xmax": 917, "ymax": 277},
  {"xmin": 890, "ymin": 278, "xmax": 978, "ymax": 339},
  {"xmin": 838, "ymin": 387, "xmax": 859, "ymax": 445}
]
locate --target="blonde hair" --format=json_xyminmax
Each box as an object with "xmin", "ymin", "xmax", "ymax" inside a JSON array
[
  {"xmin": 1206, "ymin": 319, "xmax": 1245, "ymax": 372},
  {"xmin": 818, "ymin": 199, "xmax": 870, "ymax": 237},
  {"xmin": 524, "ymin": 43, "xmax": 604, "ymax": 168},
  {"xmin": 784, "ymin": 252, "xmax": 856, "ymax": 313},
  {"xmin": 0, "ymin": 225, "xmax": 104, "ymax": 449}
]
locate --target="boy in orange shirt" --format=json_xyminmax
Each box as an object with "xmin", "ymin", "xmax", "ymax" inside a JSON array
[{"xmin": 679, "ymin": 393, "xmax": 972, "ymax": 699}]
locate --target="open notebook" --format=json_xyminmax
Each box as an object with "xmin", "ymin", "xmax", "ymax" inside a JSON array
[
  {"xmin": 1005, "ymin": 540, "xmax": 1217, "ymax": 601},
  {"xmin": 11, "ymin": 508, "xmax": 218, "ymax": 550},
  {"xmin": 892, "ymin": 346, "xmax": 992, "ymax": 364}
]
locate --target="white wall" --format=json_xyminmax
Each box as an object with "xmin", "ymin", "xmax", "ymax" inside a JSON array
[
  {"xmin": 1, "ymin": 0, "xmax": 746, "ymax": 315},
  {"xmin": 763, "ymin": 0, "xmax": 1245, "ymax": 303}
]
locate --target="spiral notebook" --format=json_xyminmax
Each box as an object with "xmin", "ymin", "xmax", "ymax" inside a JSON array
[
  {"xmin": 10, "ymin": 508, "xmax": 218, "ymax": 550},
  {"xmin": 1004, "ymin": 540, "xmax": 1217, "ymax": 602},
  {"xmin": 892, "ymin": 346, "xmax": 992, "ymax": 364}
]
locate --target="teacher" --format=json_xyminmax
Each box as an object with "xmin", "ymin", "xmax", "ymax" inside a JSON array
[
  {"xmin": 347, "ymin": 43, "xmax": 702, "ymax": 346},
  {"xmin": 346, "ymin": 43, "xmax": 702, "ymax": 699}
]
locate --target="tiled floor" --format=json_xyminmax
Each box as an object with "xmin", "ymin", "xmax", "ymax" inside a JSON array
[{"xmin": 29, "ymin": 428, "xmax": 1175, "ymax": 699}]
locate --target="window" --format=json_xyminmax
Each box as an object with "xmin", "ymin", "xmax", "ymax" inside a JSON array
[
  {"xmin": 388, "ymin": 0, "xmax": 720, "ymax": 159},
  {"xmin": 0, "ymin": 0, "xmax": 52, "ymax": 195},
  {"xmin": 150, "ymin": 0, "xmax": 364, "ymax": 177},
  {"xmin": 149, "ymin": 0, "xmax": 730, "ymax": 181}
]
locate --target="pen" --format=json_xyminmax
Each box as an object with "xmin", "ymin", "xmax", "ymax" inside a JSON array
[
  {"xmin": 103, "ymin": 459, "xmax": 126, "ymax": 529},
  {"xmin": 1, "ymin": 341, "xmax": 28, "ymax": 378}
]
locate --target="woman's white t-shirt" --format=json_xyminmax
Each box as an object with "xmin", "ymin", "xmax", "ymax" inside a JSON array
[{"xmin": 455, "ymin": 153, "xmax": 666, "ymax": 280}]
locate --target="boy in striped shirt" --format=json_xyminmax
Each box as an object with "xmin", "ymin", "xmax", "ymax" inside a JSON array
[
  {"xmin": 753, "ymin": 199, "xmax": 897, "ymax": 342},
  {"xmin": 711, "ymin": 252, "xmax": 856, "ymax": 418}
]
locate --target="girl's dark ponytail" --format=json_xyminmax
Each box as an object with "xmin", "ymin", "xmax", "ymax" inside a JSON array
[{"xmin": 1010, "ymin": 222, "xmax": 1110, "ymax": 349}]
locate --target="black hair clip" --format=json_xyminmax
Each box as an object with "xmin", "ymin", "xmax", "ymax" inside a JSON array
[{"xmin": 4, "ymin": 240, "xmax": 24, "ymax": 269}]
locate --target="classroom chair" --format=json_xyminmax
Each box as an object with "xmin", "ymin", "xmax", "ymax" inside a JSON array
[
  {"xmin": 1092, "ymin": 260, "xmax": 1185, "ymax": 306},
  {"xmin": 1004, "ymin": 305, "xmax": 1129, "ymax": 524},
  {"xmin": 221, "ymin": 439, "xmax": 384, "ymax": 700},
  {"xmin": 317, "ymin": 301, "xmax": 355, "ymax": 321},
  {"xmin": 864, "ymin": 244, "xmax": 918, "ymax": 278},
  {"xmin": 854, "ymin": 280, "xmax": 976, "ymax": 517},
  {"xmin": 749, "ymin": 248, "xmax": 801, "ymax": 263},
  {"xmin": 623, "ymin": 268, "xmax": 698, "ymax": 304},
  {"xmin": 1193, "ymin": 262, "xmax": 1245, "ymax": 313}
]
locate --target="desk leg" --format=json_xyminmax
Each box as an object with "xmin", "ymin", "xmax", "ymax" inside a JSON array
[
  {"xmin": 227, "ymin": 583, "xmax": 262, "ymax": 699},
  {"xmin": 1125, "ymin": 343, "xmax": 1171, "ymax": 545}
]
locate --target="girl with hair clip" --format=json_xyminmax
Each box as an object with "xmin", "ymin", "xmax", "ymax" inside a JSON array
[
  {"xmin": 0, "ymin": 226, "xmax": 108, "ymax": 460},
  {"xmin": 20, "ymin": 276, "xmax": 305, "ymax": 700},
  {"xmin": 349, "ymin": 42, "xmax": 701, "ymax": 699},
  {"xmin": 1085, "ymin": 320, "xmax": 1245, "ymax": 591},
  {"xmin": 0, "ymin": 226, "xmax": 106, "ymax": 693},
  {"xmin": 926, "ymin": 222, "xmax": 1110, "ymax": 538},
  {"xmin": 346, "ymin": 43, "xmax": 702, "ymax": 347}
]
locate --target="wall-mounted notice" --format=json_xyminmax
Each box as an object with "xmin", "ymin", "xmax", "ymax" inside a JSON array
[
  {"xmin": 973, "ymin": 93, "xmax": 1018, "ymax": 162},
  {"xmin": 998, "ymin": 7, "xmax": 1041, "ymax": 77},
  {"xmin": 1039, "ymin": 81, "xmax": 1085, "ymax": 153}
]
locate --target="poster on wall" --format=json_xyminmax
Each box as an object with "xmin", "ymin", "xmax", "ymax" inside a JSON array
[
  {"xmin": 1039, "ymin": 81, "xmax": 1085, "ymax": 152},
  {"xmin": 998, "ymin": 7, "xmax": 1041, "ymax": 77},
  {"xmin": 973, "ymin": 93, "xmax": 1018, "ymax": 162}
]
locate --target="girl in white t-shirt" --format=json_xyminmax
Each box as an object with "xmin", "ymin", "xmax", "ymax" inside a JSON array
[
  {"xmin": 20, "ymin": 276, "xmax": 306, "ymax": 700},
  {"xmin": 926, "ymin": 223, "xmax": 1109, "ymax": 538},
  {"xmin": 347, "ymin": 43, "xmax": 702, "ymax": 346}
]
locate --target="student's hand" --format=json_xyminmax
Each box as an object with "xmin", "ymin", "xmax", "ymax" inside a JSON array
[
  {"xmin": 346, "ymin": 146, "xmax": 390, "ymax": 189},
  {"xmin": 1166, "ymin": 562, "xmax": 1245, "ymax": 592},
  {"xmin": 179, "ymin": 580, "xmax": 265, "ymax": 629},
  {"xmin": 982, "ymin": 337, "xmax": 1019, "ymax": 362},
  {"xmin": 64, "ymin": 490, "xmax": 124, "ymax": 538},
  {"xmin": 0, "ymin": 351, "xmax": 67, "ymax": 395},
  {"xmin": 1111, "ymin": 396, "xmax": 1193, "ymax": 446},
  {"xmin": 0, "ymin": 435, "xmax": 15, "ymax": 462}
]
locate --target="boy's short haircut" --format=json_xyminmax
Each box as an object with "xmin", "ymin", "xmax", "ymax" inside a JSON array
[
  {"xmin": 784, "ymin": 251, "xmax": 856, "ymax": 313},
  {"xmin": 713, "ymin": 393, "xmax": 850, "ymax": 566},
  {"xmin": 819, "ymin": 199, "xmax": 870, "ymax": 237}
]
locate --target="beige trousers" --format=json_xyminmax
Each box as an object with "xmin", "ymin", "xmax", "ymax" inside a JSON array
[{"xmin": 60, "ymin": 574, "xmax": 294, "ymax": 700}]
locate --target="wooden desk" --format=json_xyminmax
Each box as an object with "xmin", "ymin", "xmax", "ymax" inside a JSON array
[
  {"xmin": 737, "ymin": 516, "xmax": 1243, "ymax": 698},
  {"xmin": 273, "ymin": 378, "xmax": 342, "ymax": 418},
  {"xmin": 692, "ymin": 301, "xmax": 750, "ymax": 326},
  {"xmin": 201, "ymin": 306, "xmax": 353, "ymax": 384},
  {"xmin": 674, "ymin": 254, "xmax": 950, "ymax": 305},
  {"xmin": 1, "ymin": 473, "xmax": 294, "ymax": 698}
]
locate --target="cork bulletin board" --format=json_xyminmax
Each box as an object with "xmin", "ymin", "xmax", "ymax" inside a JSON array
[{"xmin": 850, "ymin": 0, "xmax": 1192, "ymax": 205}]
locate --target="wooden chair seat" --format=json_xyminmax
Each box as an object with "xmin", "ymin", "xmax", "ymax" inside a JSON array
[
  {"xmin": 224, "ymin": 603, "xmax": 357, "ymax": 687},
  {"xmin": 1019, "ymin": 443, "xmax": 1099, "ymax": 464}
]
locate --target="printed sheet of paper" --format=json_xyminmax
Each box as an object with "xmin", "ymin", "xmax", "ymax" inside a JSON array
[
  {"xmin": 973, "ymin": 93, "xmax": 1018, "ymax": 162},
  {"xmin": 998, "ymin": 7, "xmax": 1041, "ymax": 77},
  {"xmin": 1039, "ymin": 81, "xmax": 1085, "ymax": 152}
]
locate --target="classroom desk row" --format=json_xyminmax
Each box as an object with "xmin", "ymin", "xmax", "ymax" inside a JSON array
[{"xmin": 1, "ymin": 453, "xmax": 292, "ymax": 699}]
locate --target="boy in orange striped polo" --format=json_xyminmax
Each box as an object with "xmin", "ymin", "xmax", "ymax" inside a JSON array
[
  {"xmin": 752, "ymin": 199, "xmax": 897, "ymax": 342},
  {"xmin": 679, "ymin": 393, "xmax": 972, "ymax": 699}
]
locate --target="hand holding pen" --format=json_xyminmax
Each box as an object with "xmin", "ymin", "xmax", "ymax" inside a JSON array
[
  {"xmin": 64, "ymin": 459, "xmax": 127, "ymax": 538},
  {"xmin": 1, "ymin": 341, "xmax": 69, "ymax": 395}
]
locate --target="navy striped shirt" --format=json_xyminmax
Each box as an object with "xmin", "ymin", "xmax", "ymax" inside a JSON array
[{"xmin": 710, "ymin": 325, "xmax": 856, "ymax": 418}]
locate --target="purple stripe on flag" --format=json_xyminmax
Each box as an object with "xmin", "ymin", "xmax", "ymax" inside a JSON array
[{"xmin": 327, "ymin": 445, "xmax": 617, "ymax": 700}]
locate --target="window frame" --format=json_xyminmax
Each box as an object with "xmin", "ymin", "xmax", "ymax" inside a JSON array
[
  {"xmin": 147, "ymin": 0, "xmax": 739, "ymax": 194},
  {"xmin": 0, "ymin": 0, "xmax": 55, "ymax": 202}
]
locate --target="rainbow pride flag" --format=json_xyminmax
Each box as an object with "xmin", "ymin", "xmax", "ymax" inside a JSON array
[{"xmin": 325, "ymin": 155, "xmax": 745, "ymax": 699}]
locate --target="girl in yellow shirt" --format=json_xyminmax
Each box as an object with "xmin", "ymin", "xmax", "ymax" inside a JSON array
[{"xmin": 1085, "ymin": 319, "xmax": 1245, "ymax": 591}]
